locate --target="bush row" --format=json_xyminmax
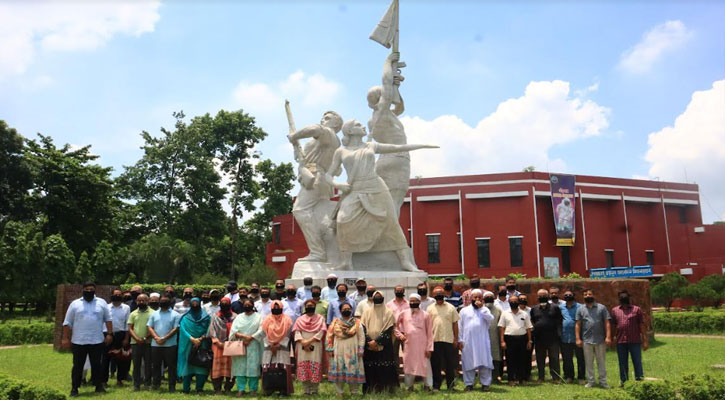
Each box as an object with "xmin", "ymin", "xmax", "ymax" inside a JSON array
[
  {"xmin": 653, "ymin": 309, "xmax": 725, "ymax": 334},
  {"xmin": 0, "ymin": 374, "xmax": 66, "ymax": 400},
  {"xmin": 119, "ymin": 283, "xmax": 233, "ymax": 296},
  {"xmin": 0, "ymin": 322, "xmax": 54, "ymax": 346},
  {"xmin": 572, "ymin": 374, "xmax": 725, "ymax": 400}
]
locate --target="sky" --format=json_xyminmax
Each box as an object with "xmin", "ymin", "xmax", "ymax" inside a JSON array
[{"xmin": 1, "ymin": 0, "xmax": 724, "ymax": 223}]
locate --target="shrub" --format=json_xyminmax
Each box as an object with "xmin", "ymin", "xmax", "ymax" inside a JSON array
[
  {"xmin": 624, "ymin": 374, "xmax": 725, "ymax": 400},
  {"xmin": 680, "ymin": 283, "xmax": 718, "ymax": 311},
  {"xmin": 699, "ymin": 274, "xmax": 725, "ymax": 308},
  {"xmin": 626, "ymin": 380, "xmax": 676, "ymax": 400},
  {"xmin": 653, "ymin": 308, "xmax": 725, "ymax": 334},
  {"xmin": 651, "ymin": 272, "xmax": 689, "ymax": 311},
  {"xmin": 0, "ymin": 374, "xmax": 66, "ymax": 400},
  {"xmin": 0, "ymin": 322, "xmax": 54, "ymax": 345}
]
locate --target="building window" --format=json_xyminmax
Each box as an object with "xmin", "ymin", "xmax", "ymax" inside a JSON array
[
  {"xmin": 509, "ymin": 237, "xmax": 523, "ymax": 267},
  {"xmin": 476, "ymin": 239, "xmax": 490, "ymax": 268},
  {"xmin": 427, "ymin": 235, "xmax": 440, "ymax": 264},
  {"xmin": 457, "ymin": 233, "xmax": 462, "ymax": 263},
  {"xmin": 679, "ymin": 207, "xmax": 687, "ymax": 223},
  {"xmin": 605, "ymin": 249, "xmax": 614, "ymax": 268},
  {"xmin": 561, "ymin": 247, "xmax": 571, "ymax": 273},
  {"xmin": 272, "ymin": 224, "xmax": 281, "ymax": 244},
  {"xmin": 646, "ymin": 250, "xmax": 654, "ymax": 266}
]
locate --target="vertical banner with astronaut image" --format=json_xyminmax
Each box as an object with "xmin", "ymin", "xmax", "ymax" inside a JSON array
[{"xmin": 550, "ymin": 174, "xmax": 576, "ymax": 246}]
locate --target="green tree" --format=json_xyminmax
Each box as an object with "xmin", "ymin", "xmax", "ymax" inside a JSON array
[
  {"xmin": 125, "ymin": 233, "xmax": 202, "ymax": 284},
  {"xmin": 37, "ymin": 234, "xmax": 75, "ymax": 307},
  {"xmin": 699, "ymin": 274, "xmax": 725, "ymax": 308},
  {"xmin": 651, "ymin": 272, "xmax": 689, "ymax": 311},
  {"xmin": 680, "ymin": 283, "xmax": 718, "ymax": 312},
  {"xmin": 0, "ymin": 121, "xmax": 33, "ymax": 224},
  {"xmin": 0, "ymin": 221, "xmax": 43, "ymax": 311},
  {"xmin": 74, "ymin": 251, "xmax": 94, "ymax": 283}
]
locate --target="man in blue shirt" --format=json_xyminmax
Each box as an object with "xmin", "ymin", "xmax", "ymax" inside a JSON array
[
  {"xmin": 62, "ymin": 282, "xmax": 113, "ymax": 397},
  {"xmin": 327, "ymin": 283, "xmax": 356, "ymax": 324},
  {"xmin": 559, "ymin": 289, "xmax": 585, "ymax": 383},
  {"xmin": 147, "ymin": 295, "xmax": 181, "ymax": 392}
]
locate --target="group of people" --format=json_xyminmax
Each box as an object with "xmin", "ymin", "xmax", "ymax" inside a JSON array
[{"xmin": 61, "ymin": 275, "xmax": 648, "ymax": 397}]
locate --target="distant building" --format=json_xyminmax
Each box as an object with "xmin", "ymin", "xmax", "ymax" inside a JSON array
[{"xmin": 266, "ymin": 171, "xmax": 725, "ymax": 281}]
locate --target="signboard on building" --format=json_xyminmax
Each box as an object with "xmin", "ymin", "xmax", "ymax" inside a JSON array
[
  {"xmin": 590, "ymin": 265, "xmax": 653, "ymax": 279},
  {"xmin": 550, "ymin": 174, "xmax": 576, "ymax": 246},
  {"xmin": 543, "ymin": 257, "xmax": 560, "ymax": 278}
]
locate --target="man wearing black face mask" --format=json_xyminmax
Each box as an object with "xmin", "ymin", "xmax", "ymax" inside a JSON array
[
  {"xmin": 128, "ymin": 294, "xmax": 152, "ymax": 391},
  {"xmin": 255, "ymin": 288, "xmax": 273, "ymax": 318},
  {"xmin": 442, "ymin": 277, "xmax": 462, "ymax": 308},
  {"xmin": 497, "ymin": 295, "xmax": 533, "ymax": 386},
  {"xmin": 62, "ymin": 282, "xmax": 113, "ymax": 397},
  {"xmin": 348, "ymin": 278, "xmax": 368, "ymax": 304},
  {"xmin": 428, "ymin": 287, "xmax": 461, "ymax": 392},
  {"xmin": 224, "ymin": 281, "xmax": 239, "ymax": 303},
  {"xmin": 147, "ymin": 295, "xmax": 181, "ymax": 392},
  {"xmin": 494, "ymin": 286, "xmax": 511, "ymax": 312},
  {"xmin": 272, "ymin": 279, "xmax": 286, "ymax": 300},
  {"xmin": 282, "ymin": 284, "xmax": 303, "ymax": 323},
  {"xmin": 174, "ymin": 288, "xmax": 194, "ymax": 314},
  {"xmin": 204, "ymin": 289, "xmax": 222, "ymax": 316},
  {"xmin": 575, "ymin": 289, "xmax": 612, "ymax": 389},
  {"xmin": 530, "ymin": 289, "xmax": 562, "ymax": 383},
  {"xmin": 505, "ymin": 276, "xmax": 520, "ymax": 299},
  {"xmin": 297, "ymin": 277, "xmax": 314, "ymax": 301},
  {"xmin": 610, "ymin": 290, "xmax": 647, "ymax": 387},
  {"xmin": 127, "ymin": 285, "xmax": 143, "ymax": 312},
  {"xmin": 164, "ymin": 285, "xmax": 177, "ymax": 305},
  {"xmin": 560, "ymin": 289, "xmax": 585, "ymax": 383},
  {"xmin": 327, "ymin": 283, "xmax": 355, "ymax": 325},
  {"xmin": 354, "ymin": 285, "xmax": 377, "ymax": 318},
  {"xmin": 103, "ymin": 288, "xmax": 132, "ymax": 387},
  {"xmin": 248, "ymin": 282, "xmax": 261, "ymax": 303},
  {"xmin": 309, "ymin": 286, "xmax": 328, "ymax": 318},
  {"xmin": 461, "ymin": 274, "xmax": 481, "ymax": 307},
  {"xmin": 321, "ymin": 273, "xmax": 338, "ymax": 302},
  {"xmin": 482, "ymin": 291, "xmax": 503, "ymax": 384},
  {"xmin": 200, "ymin": 291, "xmax": 210, "ymax": 305},
  {"xmin": 417, "ymin": 282, "xmax": 434, "ymax": 311},
  {"xmin": 388, "ymin": 285, "xmax": 410, "ymax": 369}
]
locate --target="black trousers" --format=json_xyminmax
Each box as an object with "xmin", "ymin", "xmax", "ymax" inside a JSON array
[
  {"xmin": 151, "ymin": 346, "xmax": 177, "ymax": 390},
  {"xmin": 561, "ymin": 342, "xmax": 585, "ymax": 380},
  {"xmin": 504, "ymin": 335, "xmax": 528, "ymax": 382},
  {"xmin": 535, "ymin": 340, "xmax": 561, "ymax": 381},
  {"xmin": 132, "ymin": 343, "xmax": 152, "ymax": 388},
  {"xmin": 492, "ymin": 360, "xmax": 503, "ymax": 382},
  {"xmin": 431, "ymin": 341, "xmax": 457, "ymax": 389},
  {"xmin": 71, "ymin": 343, "xmax": 104, "ymax": 390},
  {"xmin": 102, "ymin": 331, "xmax": 130, "ymax": 383}
]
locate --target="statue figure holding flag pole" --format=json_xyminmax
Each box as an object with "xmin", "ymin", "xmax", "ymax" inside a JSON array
[{"xmin": 368, "ymin": 0, "xmax": 410, "ymax": 217}]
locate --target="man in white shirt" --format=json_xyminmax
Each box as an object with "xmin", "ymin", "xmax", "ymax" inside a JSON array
[
  {"xmin": 494, "ymin": 287, "xmax": 511, "ymax": 312},
  {"xmin": 174, "ymin": 288, "xmax": 193, "ymax": 314},
  {"xmin": 320, "ymin": 273, "xmax": 339, "ymax": 302},
  {"xmin": 348, "ymin": 278, "xmax": 368, "ymax": 304},
  {"xmin": 417, "ymin": 282, "xmax": 435, "ymax": 311},
  {"xmin": 296, "ymin": 277, "xmax": 313, "ymax": 301},
  {"xmin": 103, "ymin": 288, "xmax": 131, "ymax": 386},
  {"xmin": 224, "ymin": 281, "xmax": 239, "ymax": 303},
  {"xmin": 203, "ymin": 289, "xmax": 222, "ymax": 316},
  {"xmin": 62, "ymin": 282, "xmax": 113, "ymax": 397},
  {"xmin": 282, "ymin": 284, "xmax": 303, "ymax": 323},
  {"xmin": 254, "ymin": 287, "xmax": 273, "ymax": 319},
  {"xmin": 498, "ymin": 295, "xmax": 533, "ymax": 386}
]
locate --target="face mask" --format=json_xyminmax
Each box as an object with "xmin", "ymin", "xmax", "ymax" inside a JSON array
[
  {"xmin": 585, "ymin": 296, "xmax": 595, "ymax": 304},
  {"xmin": 564, "ymin": 294, "xmax": 574, "ymax": 302},
  {"xmin": 261, "ymin": 292, "xmax": 270, "ymax": 299},
  {"xmin": 138, "ymin": 304, "xmax": 148, "ymax": 311},
  {"xmin": 551, "ymin": 295, "xmax": 559, "ymax": 302},
  {"xmin": 312, "ymin": 292, "xmax": 321, "ymax": 299},
  {"xmin": 470, "ymin": 281, "xmax": 480, "ymax": 289},
  {"xmin": 337, "ymin": 291, "xmax": 347, "ymax": 298},
  {"xmin": 619, "ymin": 297, "xmax": 630, "ymax": 305},
  {"xmin": 356, "ymin": 285, "xmax": 366, "ymax": 293},
  {"xmin": 341, "ymin": 309, "xmax": 352, "ymax": 317},
  {"xmin": 130, "ymin": 292, "xmax": 139, "ymax": 300},
  {"xmin": 395, "ymin": 292, "xmax": 404, "ymax": 298},
  {"xmin": 538, "ymin": 296, "xmax": 549, "ymax": 304},
  {"xmin": 327, "ymin": 280, "xmax": 337, "ymax": 288},
  {"xmin": 160, "ymin": 300, "xmax": 170, "ymax": 309},
  {"xmin": 519, "ymin": 299, "xmax": 528, "ymax": 306},
  {"xmin": 434, "ymin": 294, "xmax": 445, "ymax": 301},
  {"xmin": 444, "ymin": 283, "xmax": 453, "ymax": 291},
  {"xmin": 305, "ymin": 306, "xmax": 316, "ymax": 314},
  {"xmin": 183, "ymin": 293, "xmax": 192, "ymax": 299},
  {"xmin": 191, "ymin": 304, "xmax": 201, "ymax": 311},
  {"xmin": 111, "ymin": 295, "xmax": 122, "ymax": 302},
  {"xmin": 271, "ymin": 308, "xmax": 283, "ymax": 315},
  {"xmin": 243, "ymin": 304, "xmax": 255, "ymax": 313},
  {"xmin": 201, "ymin": 297, "xmax": 210, "ymax": 304},
  {"xmin": 507, "ymin": 285, "xmax": 516, "ymax": 291},
  {"xmin": 286, "ymin": 289, "xmax": 296, "ymax": 297},
  {"xmin": 226, "ymin": 286, "xmax": 235, "ymax": 293},
  {"xmin": 251, "ymin": 288, "xmax": 259, "ymax": 294},
  {"xmin": 498, "ymin": 290, "xmax": 507, "ymax": 297},
  {"xmin": 149, "ymin": 302, "xmax": 159, "ymax": 310},
  {"xmin": 484, "ymin": 297, "xmax": 494, "ymax": 304},
  {"xmin": 221, "ymin": 303, "xmax": 232, "ymax": 312},
  {"xmin": 123, "ymin": 295, "xmax": 132, "ymax": 302},
  {"xmin": 276, "ymin": 284, "xmax": 284, "ymax": 290},
  {"xmin": 366, "ymin": 290, "xmax": 375, "ymax": 297},
  {"xmin": 417, "ymin": 289, "xmax": 428, "ymax": 297},
  {"xmin": 165, "ymin": 291, "xmax": 174, "ymax": 298},
  {"xmin": 373, "ymin": 297, "xmax": 384, "ymax": 305},
  {"xmin": 303, "ymin": 280, "xmax": 312, "ymax": 287},
  {"xmin": 82, "ymin": 291, "xmax": 95, "ymax": 302},
  {"xmin": 509, "ymin": 301, "xmax": 519, "ymax": 309}
]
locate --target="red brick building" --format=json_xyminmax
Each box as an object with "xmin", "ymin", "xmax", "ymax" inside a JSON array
[{"xmin": 266, "ymin": 172, "xmax": 725, "ymax": 281}]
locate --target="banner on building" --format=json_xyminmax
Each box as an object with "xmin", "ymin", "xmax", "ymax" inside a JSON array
[
  {"xmin": 550, "ymin": 174, "xmax": 576, "ymax": 246},
  {"xmin": 590, "ymin": 265, "xmax": 653, "ymax": 279}
]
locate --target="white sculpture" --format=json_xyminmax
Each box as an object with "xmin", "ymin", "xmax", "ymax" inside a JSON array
[
  {"xmin": 320, "ymin": 119, "xmax": 437, "ymax": 271},
  {"xmin": 287, "ymin": 110, "xmax": 343, "ymax": 262}
]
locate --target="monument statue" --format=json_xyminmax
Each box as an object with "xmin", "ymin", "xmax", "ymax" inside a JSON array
[
  {"xmin": 287, "ymin": 110, "xmax": 343, "ymax": 262},
  {"xmin": 320, "ymin": 119, "xmax": 437, "ymax": 272}
]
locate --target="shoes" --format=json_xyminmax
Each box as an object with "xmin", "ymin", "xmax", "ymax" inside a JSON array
[
  {"xmin": 565, "ymin": 378, "xmax": 573, "ymax": 384},
  {"xmin": 95, "ymin": 386, "xmax": 106, "ymax": 393},
  {"xmin": 482, "ymin": 386, "xmax": 490, "ymax": 392},
  {"xmin": 537, "ymin": 379, "xmax": 544, "ymax": 384},
  {"xmin": 601, "ymin": 383, "xmax": 611, "ymax": 389},
  {"xmin": 70, "ymin": 389, "xmax": 79, "ymax": 397},
  {"xmin": 585, "ymin": 383, "xmax": 595, "ymax": 388},
  {"xmin": 464, "ymin": 386, "xmax": 473, "ymax": 392}
]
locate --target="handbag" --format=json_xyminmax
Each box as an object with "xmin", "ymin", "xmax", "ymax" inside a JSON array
[
  {"xmin": 108, "ymin": 346, "xmax": 132, "ymax": 362},
  {"xmin": 262, "ymin": 364, "xmax": 288, "ymax": 392},
  {"xmin": 223, "ymin": 340, "xmax": 246, "ymax": 356},
  {"xmin": 188, "ymin": 337, "xmax": 214, "ymax": 369}
]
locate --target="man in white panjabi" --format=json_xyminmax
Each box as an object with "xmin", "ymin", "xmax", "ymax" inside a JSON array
[
  {"xmin": 458, "ymin": 289, "xmax": 495, "ymax": 391},
  {"xmin": 287, "ymin": 111, "xmax": 343, "ymax": 262},
  {"xmin": 321, "ymin": 119, "xmax": 436, "ymax": 271}
]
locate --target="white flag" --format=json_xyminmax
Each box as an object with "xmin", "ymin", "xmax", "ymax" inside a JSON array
[{"xmin": 369, "ymin": 0, "xmax": 398, "ymax": 49}]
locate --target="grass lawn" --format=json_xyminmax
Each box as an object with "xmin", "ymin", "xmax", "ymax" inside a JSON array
[{"xmin": 1, "ymin": 337, "xmax": 724, "ymax": 399}]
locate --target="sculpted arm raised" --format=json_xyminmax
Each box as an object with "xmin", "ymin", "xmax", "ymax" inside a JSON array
[{"xmin": 375, "ymin": 142, "xmax": 438, "ymax": 154}]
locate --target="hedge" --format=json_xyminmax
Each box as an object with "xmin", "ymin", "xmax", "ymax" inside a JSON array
[
  {"xmin": 0, "ymin": 322, "xmax": 54, "ymax": 346},
  {"xmin": 653, "ymin": 309, "xmax": 725, "ymax": 334},
  {"xmin": 570, "ymin": 375, "xmax": 725, "ymax": 400},
  {"xmin": 0, "ymin": 374, "xmax": 66, "ymax": 400},
  {"xmin": 120, "ymin": 284, "xmax": 231, "ymax": 296}
]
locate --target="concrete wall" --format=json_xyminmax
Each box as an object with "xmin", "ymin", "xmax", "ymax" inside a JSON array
[{"xmin": 53, "ymin": 284, "xmax": 116, "ymax": 350}]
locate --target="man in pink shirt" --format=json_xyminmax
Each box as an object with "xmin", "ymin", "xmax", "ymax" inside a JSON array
[
  {"xmin": 387, "ymin": 285, "xmax": 410, "ymax": 369},
  {"xmin": 396, "ymin": 293, "xmax": 433, "ymax": 391}
]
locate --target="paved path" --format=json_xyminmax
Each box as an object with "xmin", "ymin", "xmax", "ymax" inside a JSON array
[
  {"xmin": 657, "ymin": 333, "xmax": 725, "ymax": 339},
  {"xmin": 0, "ymin": 343, "xmax": 52, "ymax": 350}
]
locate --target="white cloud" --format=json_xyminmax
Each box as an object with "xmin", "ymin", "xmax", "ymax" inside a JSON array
[
  {"xmin": 644, "ymin": 80, "xmax": 725, "ymax": 222},
  {"xmin": 0, "ymin": 1, "xmax": 161, "ymax": 81},
  {"xmin": 404, "ymin": 80, "xmax": 610, "ymax": 178},
  {"xmin": 618, "ymin": 20, "xmax": 693, "ymax": 74}
]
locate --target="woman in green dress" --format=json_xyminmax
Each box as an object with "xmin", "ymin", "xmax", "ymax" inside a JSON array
[
  {"xmin": 229, "ymin": 298, "xmax": 264, "ymax": 396},
  {"xmin": 177, "ymin": 297, "xmax": 211, "ymax": 393}
]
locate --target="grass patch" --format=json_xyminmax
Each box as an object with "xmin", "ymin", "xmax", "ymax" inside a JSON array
[{"xmin": 0, "ymin": 337, "xmax": 723, "ymax": 399}]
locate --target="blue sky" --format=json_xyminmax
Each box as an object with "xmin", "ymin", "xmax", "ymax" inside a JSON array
[{"xmin": 1, "ymin": 1, "xmax": 724, "ymax": 222}]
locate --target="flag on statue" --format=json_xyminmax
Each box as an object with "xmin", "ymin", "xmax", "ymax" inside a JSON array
[{"xmin": 369, "ymin": 0, "xmax": 398, "ymax": 49}]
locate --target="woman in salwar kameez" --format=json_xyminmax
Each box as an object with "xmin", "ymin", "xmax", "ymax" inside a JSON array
[
  {"xmin": 361, "ymin": 291, "xmax": 399, "ymax": 394},
  {"xmin": 326, "ymin": 302, "xmax": 365, "ymax": 397},
  {"xmin": 207, "ymin": 297, "xmax": 237, "ymax": 394},
  {"xmin": 293, "ymin": 299, "xmax": 327, "ymax": 394},
  {"xmin": 229, "ymin": 298, "xmax": 264, "ymax": 396},
  {"xmin": 177, "ymin": 297, "xmax": 211, "ymax": 393},
  {"xmin": 260, "ymin": 300, "xmax": 294, "ymax": 395}
]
